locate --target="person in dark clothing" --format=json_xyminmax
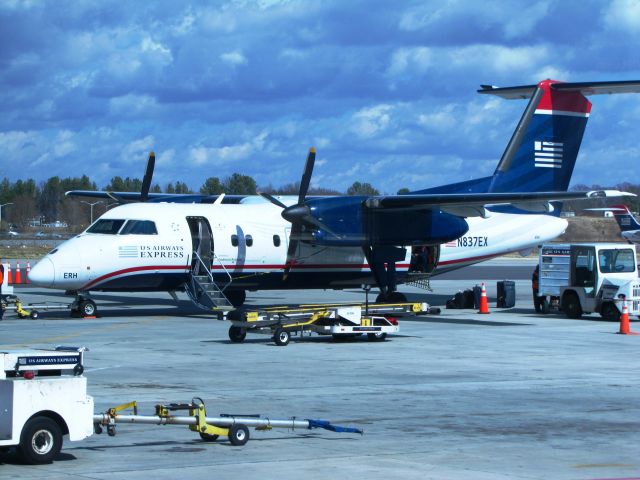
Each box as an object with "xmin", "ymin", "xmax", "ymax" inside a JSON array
[{"xmin": 532, "ymin": 264, "xmax": 541, "ymax": 312}]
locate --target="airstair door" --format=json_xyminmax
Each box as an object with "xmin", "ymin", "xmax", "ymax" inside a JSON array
[{"xmin": 187, "ymin": 216, "xmax": 213, "ymax": 275}]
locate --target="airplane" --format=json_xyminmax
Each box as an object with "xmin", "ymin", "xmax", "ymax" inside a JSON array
[
  {"xmin": 28, "ymin": 79, "xmax": 640, "ymax": 317},
  {"xmin": 604, "ymin": 204, "xmax": 640, "ymax": 244}
]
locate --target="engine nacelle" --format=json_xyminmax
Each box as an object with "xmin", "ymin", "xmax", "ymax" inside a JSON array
[{"xmin": 306, "ymin": 197, "xmax": 469, "ymax": 247}]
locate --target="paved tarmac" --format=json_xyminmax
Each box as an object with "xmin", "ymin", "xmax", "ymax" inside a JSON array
[{"xmin": 1, "ymin": 276, "xmax": 639, "ymax": 480}]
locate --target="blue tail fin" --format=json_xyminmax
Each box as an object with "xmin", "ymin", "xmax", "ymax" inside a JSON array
[
  {"xmin": 485, "ymin": 80, "xmax": 590, "ymax": 193},
  {"xmin": 414, "ymin": 80, "xmax": 640, "ymax": 196},
  {"xmin": 611, "ymin": 205, "xmax": 640, "ymax": 232}
]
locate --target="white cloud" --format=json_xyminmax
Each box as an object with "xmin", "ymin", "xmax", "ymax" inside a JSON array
[
  {"xmin": 53, "ymin": 130, "xmax": 76, "ymax": 158},
  {"xmin": 109, "ymin": 94, "xmax": 159, "ymax": 117},
  {"xmin": 188, "ymin": 131, "xmax": 269, "ymax": 166},
  {"xmin": 604, "ymin": 0, "xmax": 640, "ymax": 33},
  {"xmin": 121, "ymin": 135, "xmax": 155, "ymax": 163},
  {"xmin": 351, "ymin": 105, "xmax": 393, "ymax": 138},
  {"xmin": 221, "ymin": 50, "xmax": 248, "ymax": 66},
  {"xmin": 450, "ymin": 45, "xmax": 548, "ymax": 73},
  {"xmin": 387, "ymin": 47, "xmax": 432, "ymax": 76}
]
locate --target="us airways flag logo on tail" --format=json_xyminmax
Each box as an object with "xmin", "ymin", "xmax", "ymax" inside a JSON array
[{"xmin": 534, "ymin": 141, "xmax": 563, "ymax": 168}]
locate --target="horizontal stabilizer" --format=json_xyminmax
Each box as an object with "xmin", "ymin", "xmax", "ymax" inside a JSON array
[
  {"xmin": 479, "ymin": 80, "xmax": 640, "ymax": 99},
  {"xmin": 365, "ymin": 190, "xmax": 635, "ymax": 217}
]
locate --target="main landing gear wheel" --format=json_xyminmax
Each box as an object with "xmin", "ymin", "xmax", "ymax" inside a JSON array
[
  {"xmin": 367, "ymin": 332, "xmax": 387, "ymax": 342},
  {"xmin": 225, "ymin": 290, "xmax": 246, "ymax": 307},
  {"xmin": 273, "ymin": 328, "xmax": 290, "ymax": 346},
  {"xmin": 228, "ymin": 326, "xmax": 247, "ymax": 343},
  {"xmin": 376, "ymin": 291, "xmax": 407, "ymax": 303},
  {"xmin": 228, "ymin": 424, "xmax": 250, "ymax": 446},
  {"xmin": 19, "ymin": 416, "xmax": 62, "ymax": 465}
]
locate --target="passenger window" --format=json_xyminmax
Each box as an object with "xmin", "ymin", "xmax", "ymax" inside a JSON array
[
  {"xmin": 120, "ymin": 220, "xmax": 158, "ymax": 235},
  {"xmin": 86, "ymin": 219, "xmax": 125, "ymax": 234},
  {"xmin": 231, "ymin": 234, "xmax": 238, "ymax": 247},
  {"xmin": 246, "ymin": 235, "xmax": 253, "ymax": 247},
  {"xmin": 273, "ymin": 235, "xmax": 281, "ymax": 247}
]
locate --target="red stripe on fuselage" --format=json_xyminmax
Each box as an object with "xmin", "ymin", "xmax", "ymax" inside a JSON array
[
  {"xmin": 82, "ymin": 252, "xmax": 504, "ymax": 290},
  {"xmin": 81, "ymin": 265, "xmax": 189, "ymax": 290}
]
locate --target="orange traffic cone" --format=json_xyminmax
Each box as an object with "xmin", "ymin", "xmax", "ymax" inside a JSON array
[
  {"xmin": 617, "ymin": 300, "xmax": 637, "ymax": 335},
  {"xmin": 7, "ymin": 263, "xmax": 12, "ymax": 285},
  {"xmin": 14, "ymin": 263, "xmax": 21, "ymax": 285},
  {"xmin": 478, "ymin": 282, "xmax": 490, "ymax": 314},
  {"xmin": 26, "ymin": 262, "xmax": 30, "ymax": 284}
]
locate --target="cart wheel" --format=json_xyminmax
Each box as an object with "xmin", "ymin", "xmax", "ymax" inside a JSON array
[
  {"xmin": 79, "ymin": 299, "xmax": 97, "ymax": 317},
  {"xmin": 199, "ymin": 432, "xmax": 219, "ymax": 442},
  {"xmin": 19, "ymin": 416, "xmax": 62, "ymax": 465},
  {"xmin": 367, "ymin": 332, "xmax": 387, "ymax": 342},
  {"xmin": 107, "ymin": 425, "xmax": 116, "ymax": 437},
  {"xmin": 30, "ymin": 310, "xmax": 39, "ymax": 320},
  {"xmin": 228, "ymin": 424, "xmax": 250, "ymax": 446},
  {"xmin": 273, "ymin": 328, "xmax": 290, "ymax": 346},
  {"xmin": 228, "ymin": 326, "xmax": 247, "ymax": 343}
]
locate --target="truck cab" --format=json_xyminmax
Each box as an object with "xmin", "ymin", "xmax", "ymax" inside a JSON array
[{"xmin": 558, "ymin": 243, "xmax": 639, "ymax": 320}]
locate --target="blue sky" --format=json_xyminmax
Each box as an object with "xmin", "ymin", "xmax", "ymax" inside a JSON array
[{"xmin": 1, "ymin": 0, "xmax": 640, "ymax": 194}]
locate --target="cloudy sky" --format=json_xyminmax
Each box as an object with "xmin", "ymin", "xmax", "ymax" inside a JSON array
[{"xmin": 1, "ymin": 0, "xmax": 640, "ymax": 194}]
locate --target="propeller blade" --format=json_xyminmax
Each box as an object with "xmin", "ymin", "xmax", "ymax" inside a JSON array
[
  {"xmin": 283, "ymin": 223, "xmax": 302, "ymax": 280},
  {"xmin": 258, "ymin": 192, "xmax": 288, "ymax": 209},
  {"xmin": 298, "ymin": 147, "xmax": 316, "ymax": 204},
  {"xmin": 140, "ymin": 151, "xmax": 156, "ymax": 202}
]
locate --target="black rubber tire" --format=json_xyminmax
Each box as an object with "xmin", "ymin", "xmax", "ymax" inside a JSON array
[
  {"xmin": 367, "ymin": 332, "xmax": 387, "ymax": 342},
  {"xmin": 225, "ymin": 290, "xmax": 246, "ymax": 308},
  {"xmin": 375, "ymin": 291, "xmax": 407, "ymax": 303},
  {"xmin": 30, "ymin": 310, "xmax": 39, "ymax": 320},
  {"xmin": 273, "ymin": 328, "xmax": 290, "ymax": 346},
  {"xmin": 228, "ymin": 424, "xmax": 250, "ymax": 446},
  {"xmin": 199, "ymin": 432, "xmax": 219, "ymax": 442},
  {"xmin": 19, "ymin": 416, "xmax": 62, "ymax": 465},
  {"xmin": 562, "ymin": 293, "xmax": 582, "ymax": 319},
  {"xmin": 541, "ymin": 298, "xmax": 550, "ymax": 314},
  {"xmin": 79, "ymin": 300, "xmax": 97, "ymax": 317},
  {"xmin": 533, "ymin": 294, "xmax": 542, "ymax": 313},
  {"xmin": 600, "ymin": 302, "xmax": 620, "ymax": 322},
  {"xmin": 228, "ymin": 326, "xmax": 246, "ymax": 343}
]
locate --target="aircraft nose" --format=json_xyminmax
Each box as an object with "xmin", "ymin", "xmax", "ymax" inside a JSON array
[{"xmin": 29, "ymin": 257, "xmax": 55, "ymax": 288}]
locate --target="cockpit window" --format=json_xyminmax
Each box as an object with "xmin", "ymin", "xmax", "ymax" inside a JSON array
[
  {"xmin": 86, "ymin": 219, "xmax": 126, "ymax": 234},
  {"xmin": 120, "ymin": 220, "xmax": 158, "ymax": 235}
]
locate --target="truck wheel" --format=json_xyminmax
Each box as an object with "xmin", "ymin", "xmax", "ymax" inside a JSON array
[
  {"xmin": 19, "ymin": 416, "xmax": 62, "ymax": 464},
  {"xmin": 367, "ymin": 332, "xmax": 387, "ymax": 342},
  {"xmin": 228, "ymin": 424, "xmax": 250, "ymax": 446},
  {"xmin": 562, "ymin": 293, "xmax": 582, "ymax": 319},
  {"xmin": 228, "ymin": 326, "xmax": 247, "ymax": 343},
  {"xmin": 273, "ymin": 328, "xmax": 290, "ymax": 346},
  {"xmin": 600, "ymin": 302, "xmax": 620, "ymax": 322},
  {"xmin": 541, "ymin": 298, "xmax": 550, "ymax": 314},
  {"xmin": 79, "ymin": 300, "xmax": 97, "ymax": 317}
]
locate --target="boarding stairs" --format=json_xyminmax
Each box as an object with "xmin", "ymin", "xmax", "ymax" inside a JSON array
[{"xmin": 186, "ymin": 252, "xmax": 234, "ymax": 311}]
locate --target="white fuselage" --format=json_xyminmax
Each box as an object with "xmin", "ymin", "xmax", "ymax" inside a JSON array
[{"xmin": 29, "ymin": 202, "xmax": 567, "ymax": 292}]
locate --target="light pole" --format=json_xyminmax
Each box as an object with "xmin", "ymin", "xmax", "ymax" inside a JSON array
[
  {"xmin": 0, "ymin": 202, "xmax": 13, "ymax": 230},
  {"xmin": 81, "ymin": 201, "xmax": 103, "ymax": 224}
]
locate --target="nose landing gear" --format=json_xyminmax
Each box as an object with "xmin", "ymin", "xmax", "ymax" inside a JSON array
[{"xmin": 71, "ymin": 295, "xmax": 98, "ymax": 318}]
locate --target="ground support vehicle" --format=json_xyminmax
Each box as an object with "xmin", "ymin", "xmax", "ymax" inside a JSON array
[
  {"xmin": 93, "ymin": 398, "xmax": 362, "ymax": 446},
  {"xmin": 537, "ymin": 243, "xmax": 640, "ymax": 320},
  {"xmin": 1, "ymin": 347, "xmax": 362, "ymax": 464},
  {"xmin": 0, "ymin": 347, "xmax": 94, "ymax": 464},
  {"xmin": 226, "ymin": 302, "xmax": 434, "ymax": 346}
]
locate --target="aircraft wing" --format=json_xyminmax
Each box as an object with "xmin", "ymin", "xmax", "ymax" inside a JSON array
[
  {"xmin": 365, "ymin": 190, "xmax": 635, "ymax": 217},
  {"xmin": 65, "ymin": 190, "xmax": 248, "ymax": 204}
]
